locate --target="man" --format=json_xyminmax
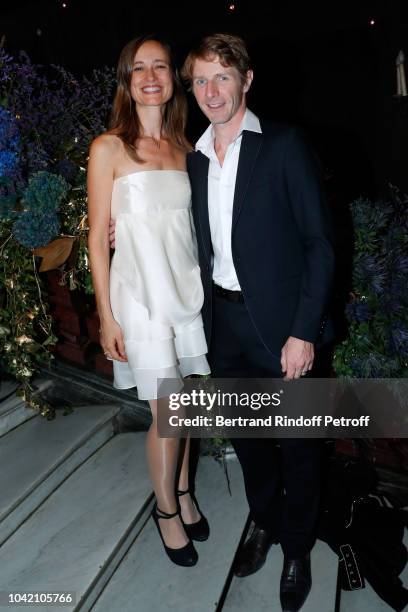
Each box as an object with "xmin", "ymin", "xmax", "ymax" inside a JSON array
[{"xmin": 181, "ymin": 34, "xmax": 334, "ymax": 612}]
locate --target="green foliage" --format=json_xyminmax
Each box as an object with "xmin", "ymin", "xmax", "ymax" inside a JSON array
[
  {"xmin": 0, "ymin": 49, "xmax": 114, "ymax": 415},
  {"xmin": 0, "ymin": 222, "xmax": 57, "ymax": 381},
  {"xmin": 333, "ymin": 186, "xmax": 408, "ymax": 378}
]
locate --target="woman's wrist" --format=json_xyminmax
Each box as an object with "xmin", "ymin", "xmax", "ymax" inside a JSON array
[{"xmin": 98, "ymin": 310, "xmax": 115, "ymax": 326}]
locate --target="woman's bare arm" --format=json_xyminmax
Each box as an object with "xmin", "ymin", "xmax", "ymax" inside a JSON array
[{"xmin": 87, "ymin": 136, "xmax": 126, "ymax": 361}]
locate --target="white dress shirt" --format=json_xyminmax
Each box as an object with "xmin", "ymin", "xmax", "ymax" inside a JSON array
[{"xmin": 195, "ymin": 108, "xmax": 262, "ymax": 291}]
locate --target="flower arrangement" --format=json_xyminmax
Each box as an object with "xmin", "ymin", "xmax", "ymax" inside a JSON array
[
  {"xmin": 0, "ymin": 48, "xmax": 115, "ymax": 416},
  {"xmin": 333, "ymin": 185, "xmax": 408, "ymax": 378},
  {"xmin": 0, "ymin": 106, "xmax": 20, "ymax": 179},
  {"xmin": 12, "ymin": 172, "xmax": 69, "ymax": 247}
]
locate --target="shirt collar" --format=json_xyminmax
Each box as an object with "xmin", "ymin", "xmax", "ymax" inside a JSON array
[{"xmin": 195, "ymin": 108, "xmax": 261, "ymax": 156}]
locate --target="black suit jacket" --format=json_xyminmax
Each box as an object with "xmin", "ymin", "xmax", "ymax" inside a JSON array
[{"xmin": 187, "ymin": 119, "xmax": 335, "ymax": 358}]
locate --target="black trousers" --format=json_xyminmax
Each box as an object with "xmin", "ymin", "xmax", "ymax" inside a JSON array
[{"xmin": 208, "ymin": 292, "xmax": 322, "ymax": 558}]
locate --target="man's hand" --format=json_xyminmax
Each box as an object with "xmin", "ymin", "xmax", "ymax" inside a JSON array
[
  {"xmin": 109, "ymin": 218, "xmax": 116, "ymax": 249},
  {"xmin": 281, "ymin": 336, "xmax": 314, "ymax": 380}
]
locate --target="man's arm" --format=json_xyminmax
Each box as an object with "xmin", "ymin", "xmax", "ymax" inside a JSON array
[
  {"xmin": 109, "ymin": 218, "xmax": 116, "ymax": 249},
  {"xmin": 283, "ymin": 127, "xmax": 335, "ymax": 344},
  {"xmin": 280, "ymin": 128, "xmax": 334, "ymax": 379}
]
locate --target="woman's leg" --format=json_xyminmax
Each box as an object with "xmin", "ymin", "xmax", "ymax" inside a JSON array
[
  {"xmin": 177, "ymin": 435, "xmax": 201, "ymax": 524},
  {"xmin": 147, "ymin": 399, "xmax": 189, "ymax": 548}
]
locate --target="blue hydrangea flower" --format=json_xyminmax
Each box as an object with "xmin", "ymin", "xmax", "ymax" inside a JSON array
[
  {"xmin": 0, "ymin": 106, "xmax": 20, "ymax": 179},
  {"xmin": 0, "ymin": 150, "xmax": 19, "ymax": 176},
  {"xmin": 22, "ymin": 171, "xmax": 69, "ymax": 214},
  {"xmin": 13, "ymin": 211, "xmax": 60, "ymax": 248}
]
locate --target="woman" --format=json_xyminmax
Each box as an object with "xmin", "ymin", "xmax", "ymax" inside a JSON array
[{"xmin": 87, "ymin": 35, "xmax": 210, "ymax": 567}]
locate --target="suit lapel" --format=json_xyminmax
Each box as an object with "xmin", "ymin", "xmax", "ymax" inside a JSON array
[
  {"xmin": 232, "ymin": 130, "xmax": 263, "ymax": 232},
  {"xmin": 191, "ymin": 152, "xmax": 212, "ymax": 265}
]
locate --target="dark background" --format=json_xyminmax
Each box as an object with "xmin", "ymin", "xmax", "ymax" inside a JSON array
[{"xmin": 1, "ymin": 0, "xmax": 408, "ymax": 199}]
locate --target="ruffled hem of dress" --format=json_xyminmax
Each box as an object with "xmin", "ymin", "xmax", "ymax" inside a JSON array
[
  {"xmin": 112, "ymin": 355, "xmax": 210, "ymax": 400},
  {"xmin": 112, "ymin": 319, "xmax": 210, "ymax": 400},
  {"xmin": 109, "ymin": 267, "xmax": 210, "ymax": 399}
]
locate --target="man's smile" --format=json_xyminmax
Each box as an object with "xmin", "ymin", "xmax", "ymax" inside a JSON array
[{"xmin": 207, "ymin": 102, "xmax": 225, "ymax": 109}]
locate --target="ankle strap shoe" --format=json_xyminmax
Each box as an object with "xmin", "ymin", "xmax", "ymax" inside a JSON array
[
  {"xmin": 177, "ymin": 489, "xmax": 210, "ymax": 541},
  {"xmin": 152, "ymin": 503, "xmax": 198, "ymax": 567}
]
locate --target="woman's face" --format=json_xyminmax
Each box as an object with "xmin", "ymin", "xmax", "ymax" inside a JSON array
[{"xmin": 130, "ymin": 40, "xmax": 174, "ymax": 108}]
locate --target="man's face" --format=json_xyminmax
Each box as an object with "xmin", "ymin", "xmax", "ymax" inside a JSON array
[{"xmin": 191, "ymin": 55, "xmax": 252, "ymax": 125}]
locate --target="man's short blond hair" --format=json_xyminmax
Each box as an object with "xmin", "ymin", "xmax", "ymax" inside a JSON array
[{"xmin": 181, "ymin": 33, "xmax": 251, "ymax": 87}]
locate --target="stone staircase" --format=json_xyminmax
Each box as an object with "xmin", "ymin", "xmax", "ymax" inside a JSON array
[{"xmin": 0, "ymin": 377, "xmax": 400, "ymax": 611}]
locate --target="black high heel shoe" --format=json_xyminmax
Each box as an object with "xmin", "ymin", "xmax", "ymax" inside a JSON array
[
  {"xmin": 177, "ymin": 489, "xmax": 210, "ymax": 542},
  {"xmin": 152, "ymin": 503, "xmax": 198, "ymax": 567}
]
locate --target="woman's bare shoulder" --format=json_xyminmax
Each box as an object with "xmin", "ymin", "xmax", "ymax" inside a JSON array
[{"xmin": 90, "ymin": 132, "xmax": 122, "ymax": 155}]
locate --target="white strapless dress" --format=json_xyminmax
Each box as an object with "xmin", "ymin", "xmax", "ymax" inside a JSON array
[{"xmin": 109, "ymin": 170, "xmax": 210, "ymax": 400}]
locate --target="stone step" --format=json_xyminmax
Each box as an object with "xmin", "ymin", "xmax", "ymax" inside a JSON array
[
  {"xmin": 0, "ymin": 380, "xmax": 19, "ymax": 402},
  {"xmin": 0, "ymin": 379, "xmax": 54, "ymax": 438},
  {"xmin": 222, "ymin": 538, "xmax": 339, "ymax": 611},
  {"xmin": 39, "ymin": 362, "xmax": 151, "ymax": 429},
  {"xmin": 0, "ymin": 432, "xmax": 152, "ymax": 612},
  {"xmin": 0, "ymin": 403, "xmax": 119, "ymax": 546},
  {"xmin": 91, "ymin": 455, "xmax": 248, "ymax": 612}
]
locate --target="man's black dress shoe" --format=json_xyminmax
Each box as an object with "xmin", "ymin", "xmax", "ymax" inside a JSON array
[
  {"xmin": 233, "ymin": 523, "xmax": 275, "ymax": 577},
  {"xmin": 280, "ymin": 553, "xmax": 311, "ymax": 612}
]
